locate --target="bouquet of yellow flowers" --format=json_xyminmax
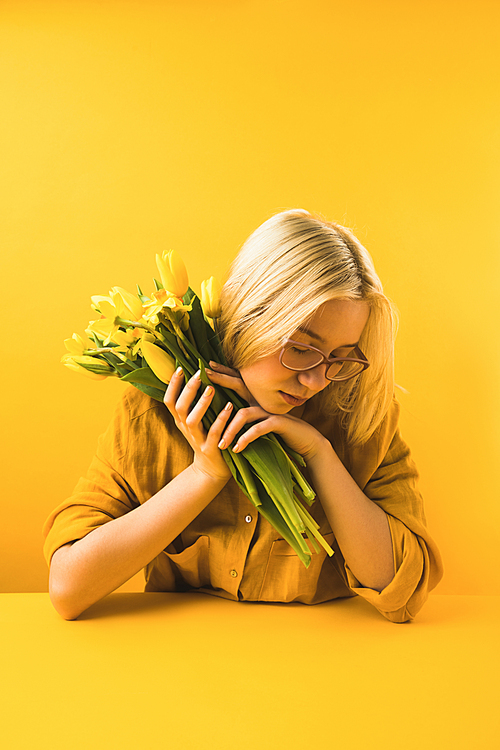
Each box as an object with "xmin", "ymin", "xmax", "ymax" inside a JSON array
[{"xmin": 62, "ymin": 250, "xmax": 334, "ymax": 568}]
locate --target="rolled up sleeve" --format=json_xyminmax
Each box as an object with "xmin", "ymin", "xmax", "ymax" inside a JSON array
[{"xmin": 341, "ymin": 401, "xmax": 444, "ymax": 623}]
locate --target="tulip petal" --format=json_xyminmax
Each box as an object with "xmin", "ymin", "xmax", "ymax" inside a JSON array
[
  {"xmin": 63, "ymin": 361, "xmax": 107, "ymax": 380},
  {"xmin": 98, "ymin": 298, "xmax": 119, "ymax": 320},
  {"xmin": 200, "ymin": 276, "xmax": 222, "ymax": 318},
  {"xmin": 167, "ymin": 249, "xmax": 189, "ymax": 298},
  {"xmin": 90, "ymin": 295, "xmax": 111, "ymax": 313},
  {"xmin": 141, "ymin": 340, "xmax": 177, "ymax": 384},
  {"xmin": 156, "ymin": 254, "xmax": 177, "ymax": 296},
  {"xmin": 72, "ymin": 355, "xmax": 115, "ymax": 374},
  {"xmin": 112, "ymin": 286, "xmax": 144, "ymax": 320}
]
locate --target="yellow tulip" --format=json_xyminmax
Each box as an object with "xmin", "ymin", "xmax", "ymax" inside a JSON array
[
  {"xmin": 111, "ymin": 287, "xmax": 144, "ymax": 320},
  {"xmin": 142, "ymin": 288, "xmax": 192, "ymax": 331},
  {"xmin": 86, "ymin": 317, "xmax": 118, "ymax": 346},
  {"xmin": 131, "ymin": 332, "xmax": 155, "ymax": 357},
  {"xmin": 156, "ymin": 249, "xmax": 189, "ymax": 298},
  {"xmin": 141, "ymin": 340, "xmax": 176, "ymax": 384},
  {"xmin": 71, "ymin": 355, "xmax": 115, "ymax": 374},
  {"xmin": 90, "ymin": 293, "xmax": 120, "ymax": 318},
  {"xmin": 112, "ymin": 328, "xmax": 141, "ymax": 349},
  {"xmin": 143, "ymin": 288, "xmax": 181, "ymax": 317},
  {"xmin": 91, "ymin": 288, "xmax": 141, "ymax": 320},
  {"xmin": 64, "ymin": 332, "xmax": 95, "ymax": 356},
  {"xmin": 200, "ymin": 276, "xmax": 222, "ymax": 318},
  {"xmin": 61, "ymin": 354, "xmax": 110, "ymax": 380}
]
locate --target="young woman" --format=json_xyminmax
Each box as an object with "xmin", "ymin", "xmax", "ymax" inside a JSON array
[{"xmin": 43, "ymin": 209, "xmax": 444, "ymax": 622}]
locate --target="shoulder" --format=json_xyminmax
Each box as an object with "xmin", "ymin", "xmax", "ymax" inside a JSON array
[
  {"xmin": 350, "ymin": 396, "xmax": 417, "ymax": 488},
  {"xmin": 118, "ymin": 385, "xmax": 166, "ymax": 420},
  {"xmin": 99, "ymin": 386, "xmax": 180, "ymax": 460},
  {"xmin": 114, "ymin": 387, "xmax": 193, "ymax": 495}
]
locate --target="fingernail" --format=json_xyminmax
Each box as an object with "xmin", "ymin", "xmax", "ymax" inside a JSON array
[
  {"xmin": 204, "ymin": 386, "xmax": 213, "ymax": 397},
  {"xmin": 175, "ymin": 366, "xmax": 183, "ymax": 376},
  {"xmin": 205, "ymin": 369, "xmax": 213, "ymax": 375},
  {"xmin": 232, "ymin": 442, "xmax": 240, "ymax": 453},
  {"xmin": 224, "ymin": 402, "xmax": 233, "ymax": 411},
  {"xmin": 194, "ymin": 369, "xmax": 201, "ymax": 379},
  {"xmin": 209, "ymin": 361, "xmax": 219, "ymax": 367},
  {"xmin": 218, "ymin": 438, "xmax": 226, "ymax": 449}
]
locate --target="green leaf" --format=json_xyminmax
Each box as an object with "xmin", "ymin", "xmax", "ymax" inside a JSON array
[
  {"xmin": 158, "ymin": 330, "xmax": 197, "ymax": 375},
  {"xmin": 98, "ymin": 351, "xmax": 131, "ymax": 378},
  {"xmin": 136, "ymin": 283, "xmax": 150, "ymax": 303},
  {"xmin": 182, "ymin": 286, "xmax": 197, "ymax": 305},
  {"xmin": 252, "ymin": 476, "xmax": 312, "ymax": 568},
  {"xmin": 226, "ymin": 449, "xmax": 262, "ymax": 508},
  {"xmin": 188, "ymin": 293, "xmax": 219, "ymax": 363},
  {"xmin": 242, "ymin": 439, "xmax": 304, "ymax": 532},
  {"xmin": 272, "ymin": 433, "xmax": 306, "ymax": 467},
  {"xmin": 153, "ymin": 277, "xmax": 164, "ymax": 291},
  {"xmin": 292, "ymin": 477, "xmax": 315, "ymax": 508},
  {"xmin": 285, "ymin": 451, "xmax": 316, "ymax": 503},
  {"xmin": 88, "ymin": 331, "xmax": 104, "ymax": 347},
  {"xmin": 182, "ymin": 287, "xmax": 226, "ymax": 364},
  {"xmin": 198, "ymin": 359, "xmax": 226, "ymax": 413},
  {"xmin": 120, "ymin": 367, "xmax": 166, "ymax": 390}
]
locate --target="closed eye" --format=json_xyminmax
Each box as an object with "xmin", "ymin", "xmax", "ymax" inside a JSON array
[{"xmin": 331, "ymin": 346, "xmax": 356, "ymax": 358}]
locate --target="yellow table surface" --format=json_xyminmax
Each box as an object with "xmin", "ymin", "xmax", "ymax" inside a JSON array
[{"xmin": 0, "ymin": 593, "xmax": 498, "ymax": 750}]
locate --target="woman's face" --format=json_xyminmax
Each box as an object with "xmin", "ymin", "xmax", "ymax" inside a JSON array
[{"xmin": 239, "ymin": 299, "xmax": 370, "ymax": 415}]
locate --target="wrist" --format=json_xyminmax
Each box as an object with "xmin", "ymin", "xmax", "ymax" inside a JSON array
[
  {"xmin": 189, "ymin": 461, "xmax": 230, "ymax": 491},
  {"xmin": 304, "ymin": 435, "xmax": 335, "ymax": 469}
]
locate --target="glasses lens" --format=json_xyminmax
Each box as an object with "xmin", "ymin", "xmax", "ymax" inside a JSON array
[
  {"xmin": 282, "ymin": 344, "xmax": 323, "ymax": 370},
  {"xmin": 326, "ymin": 360, "xmax": 365, "ymax": 381}
]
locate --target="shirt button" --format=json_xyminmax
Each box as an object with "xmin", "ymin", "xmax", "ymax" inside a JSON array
[
  {"xmin": 230, "ymin": 569, "xmax": 238, "ymax": 578},
  {"xmin": 245, "ymin": 515, "xmax": 252, "ymax": 523}
]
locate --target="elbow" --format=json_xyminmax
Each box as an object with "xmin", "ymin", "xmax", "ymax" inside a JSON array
[
  {"xmin": 49, "ymin": 575, "xmax": 84, "ymax": 621},
  {"xmin": 50, "ymin": 599, "xmax": 81, "ymax": 621},
  {"xmin": 48, "ymin": 544, "xmax": 87, "ymax": 620}
]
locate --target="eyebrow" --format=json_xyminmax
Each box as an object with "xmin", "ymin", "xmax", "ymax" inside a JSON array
[{"xmin": 296, "ymin": 325, "xmax": 359, "ymax": 349}]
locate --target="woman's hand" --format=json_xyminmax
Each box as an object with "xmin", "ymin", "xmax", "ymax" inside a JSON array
[
  {"xmin": 206, "ymin": 360, "xmax": 329, "ymax": 462},
  {"xmin": 163, "ymin": 368, "xmax": 234, "ymax": 483},
  {"xmin": 205, "ymin": 361, "xmax": 260, "ymax": 407},
  {"xmin": 217, "ymin": 403, "xmax": 329, "ymax": 464}
]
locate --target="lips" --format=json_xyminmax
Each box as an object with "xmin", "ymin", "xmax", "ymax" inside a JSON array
[{"xmin": 279, "ymin": 391, "xmax": 308, "ymax": 406}]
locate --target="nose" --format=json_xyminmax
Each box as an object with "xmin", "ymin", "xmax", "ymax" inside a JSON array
[{"xmin": 297, "ymin": 364, "xmax": 330, "ymax": 393}]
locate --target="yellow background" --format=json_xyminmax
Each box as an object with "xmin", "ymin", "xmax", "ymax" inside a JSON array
[{"xmin": 0, "ymin": 0, "xmax": 498, "ymax": 595}]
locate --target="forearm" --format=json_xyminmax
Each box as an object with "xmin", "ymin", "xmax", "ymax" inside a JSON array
[
  {"xmin": 307, "ymin": 440, "xmax": 395, "ymax": 592},
  {"xmin": 49, "ymin": 464, "xmax": 227, "ymax": 620}
]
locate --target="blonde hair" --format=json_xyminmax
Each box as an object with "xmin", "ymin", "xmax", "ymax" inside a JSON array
[{"xmin": 219, "ymin": 208, "xmax": 399, "ymax": 446}]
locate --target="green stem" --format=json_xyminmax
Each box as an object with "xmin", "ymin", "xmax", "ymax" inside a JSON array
[
  {"xmin": 116, "ymin": 317, "xmax": 157, "ymax": 334},
  {"xmin": 303, "ymin": 525, "xmax": 321, "ymax": 554},
  {"xmin": 227, "ymin": 450, "xmax": 262, "ymax": 507},
  {"xmin": 294, "ymin": 502, "xmax": 335, "ymax": 557}
]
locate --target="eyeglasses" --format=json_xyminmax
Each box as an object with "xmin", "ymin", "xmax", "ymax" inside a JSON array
[{"xmin": 279, "ymin": 339, "xmax": 370, "ymax": 382}]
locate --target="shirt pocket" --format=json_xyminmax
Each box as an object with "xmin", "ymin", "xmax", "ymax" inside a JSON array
[
  {"xmin": 162, "ymin": 535, "xmax": 211, "ymax": 589},
  {"xmin": 259, "ymin": 531, "xmax": 348, "ymax": 604}
]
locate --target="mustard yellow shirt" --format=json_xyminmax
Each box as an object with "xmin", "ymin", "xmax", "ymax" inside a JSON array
[{"xmin": 43, "ymin": 386, "xmax": 444, "ymax": 623}]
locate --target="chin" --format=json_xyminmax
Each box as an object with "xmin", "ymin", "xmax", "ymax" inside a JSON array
[
  {"xmin": 267, "ymin": 400, "xmax": 295, "ymax": 415},
  {"xmin": 252, "ymin": 396, "xmax": 285, "ymax": 414}
]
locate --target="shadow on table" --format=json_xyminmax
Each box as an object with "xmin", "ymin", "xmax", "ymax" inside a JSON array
[
  {"xmin": 77, "ymin": 592, "xmax": 192, "ymax": 620},
  {"xmin": 77, "ymin": 590, "xmax": 377, "ymax": 623},
  {"xmin": 76, "ymin": 590, "xmax": 473, "ymax": 626}
]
